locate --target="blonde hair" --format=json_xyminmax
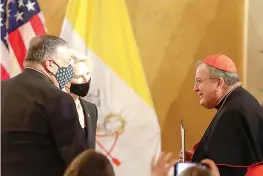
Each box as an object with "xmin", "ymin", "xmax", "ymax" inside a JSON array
[{"xmin": 69, "ymin": 49, "xmax": 93, "ymax": 73}]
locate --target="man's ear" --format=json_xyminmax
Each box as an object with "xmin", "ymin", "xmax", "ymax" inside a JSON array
[
  {"xmin": 215, "ymin": 77, "xmax": 225, "ymax": 92},
  {"xmin": 44, "ymin": 58, "xmax": 54, "ymax": 74}
]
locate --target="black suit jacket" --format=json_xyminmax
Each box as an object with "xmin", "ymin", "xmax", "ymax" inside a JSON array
[
  {"xmin": 80, "ymin": 98, "xmax": 98, "ymax": 149},
  {"xmin": 1, "ymin": 69, "xmax": 87, "ymax": 176}
]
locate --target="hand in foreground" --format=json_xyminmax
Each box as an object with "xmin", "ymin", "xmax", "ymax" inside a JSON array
[
  {"xmin": 201, "ymin": 159, "xmax": 220, "ymax": 176},
  {"xmin": 178, "ymin": 150, "xmax": 193, "ymax": 162},
  {"xmin": 151, "ymin": 152, "xmax": 177, "ymax": 176}
]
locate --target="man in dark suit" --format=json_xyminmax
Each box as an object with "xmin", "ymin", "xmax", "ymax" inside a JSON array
[
  {"xmin": 1, "ymin": 35, "xmax": 87, "ymax": 176},
  {"xmin": 64, "ymin": 49, "xmax": 98, "ymax": 149}
]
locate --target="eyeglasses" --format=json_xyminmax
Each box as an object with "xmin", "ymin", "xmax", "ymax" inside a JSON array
[
  {"xmin": 195, "ymin": 77, "xmax": 218, "ymax": 84},
  {"xmin": 50, "ymin": 57, "xmax": 73, "ymax": 68}
]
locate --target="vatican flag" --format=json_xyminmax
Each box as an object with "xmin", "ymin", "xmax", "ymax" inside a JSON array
[{"xmin": 60, "ymin": 0, "xmax": 161, "ymax": 175}]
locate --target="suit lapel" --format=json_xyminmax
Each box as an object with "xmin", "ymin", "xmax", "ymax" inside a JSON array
[{"xmin": 79, "ymin": 98, "xmax": 93, "ymax": 147}]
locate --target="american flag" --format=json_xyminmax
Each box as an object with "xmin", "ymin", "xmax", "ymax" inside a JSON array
[{"xmin": 1, "ymin": 0, "xmax": 46, "ymax": 80}]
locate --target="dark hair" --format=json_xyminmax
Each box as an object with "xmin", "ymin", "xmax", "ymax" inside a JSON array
[
  {"xmin": 64, "ymin": 149, "xmax": 115, "ymax": 176},
  {"xmin": 25, "ymin": 34, "xmax": 67, "ymax": 62}
]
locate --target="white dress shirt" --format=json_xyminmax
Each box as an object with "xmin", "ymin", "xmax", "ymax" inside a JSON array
[
  {"xmin": 61, "ymin": 88, "xmax": 85, "ymax": 129},
  {"xmin": 75, "ymin": 98, "xmax": 85, "ymax": 129}
]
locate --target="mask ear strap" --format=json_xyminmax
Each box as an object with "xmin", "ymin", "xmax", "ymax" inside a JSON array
[
  {"xmin": 52, "ymin": 60, "xmax": 60, "ymax": 68},
  {"xmin": 41, "ymin": 60, "xmax": 55, "ymax": 77}
]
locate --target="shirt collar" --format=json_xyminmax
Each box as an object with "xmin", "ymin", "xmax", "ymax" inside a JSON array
[{"xmin": 75, "ymin": 98, "xmax": 81, "ymax": 108}]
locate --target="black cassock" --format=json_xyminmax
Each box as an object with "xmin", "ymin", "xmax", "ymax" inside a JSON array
[{"xmin": 192, "ymin": 86, "xmax": 263, "ymax": 176}]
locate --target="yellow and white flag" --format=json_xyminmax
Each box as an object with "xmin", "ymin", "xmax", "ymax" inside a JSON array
[{"xmin": 60, "ymin": 0, "xmax": 161, "ymax": 175}]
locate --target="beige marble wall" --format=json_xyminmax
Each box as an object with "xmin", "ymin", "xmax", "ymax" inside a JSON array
[
  {"xmin": 246, "ymin": 0, "xmax": 263, "ymax": 103},
  {"xmin": 39, "ymin": 0, "xmax": 245, "ymax": 155}
]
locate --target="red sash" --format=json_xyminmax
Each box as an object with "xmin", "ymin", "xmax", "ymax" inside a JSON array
[{"xmin": 246, "ymin": 164, "xmax": 263, "ymax": 176}]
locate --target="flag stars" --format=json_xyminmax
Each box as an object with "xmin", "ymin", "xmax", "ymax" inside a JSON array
[
  {"xmin": 8, "ymin": 9, "xmax": 11, "ymax": 16},
  {"xmin": 0, "ymin": 17, "xmax": 3, "ymax": 27},
  {"xmin": 15, "ymin": 11, "xmax": 24, "ymax": 22},
  {"xmin": 4, "ymin": 34, "xmax": 8, "ymax": 42},
  {"xmin": 18, "ymin": 0, "xmax": 25, "ymax": 8},
  {"xmin": 26, "ymin": 0, "xmax": 35, "ymax": 11},
  {"xmin": 0, "ymin": 3, "xmax": 4, "ymax": 12}
]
